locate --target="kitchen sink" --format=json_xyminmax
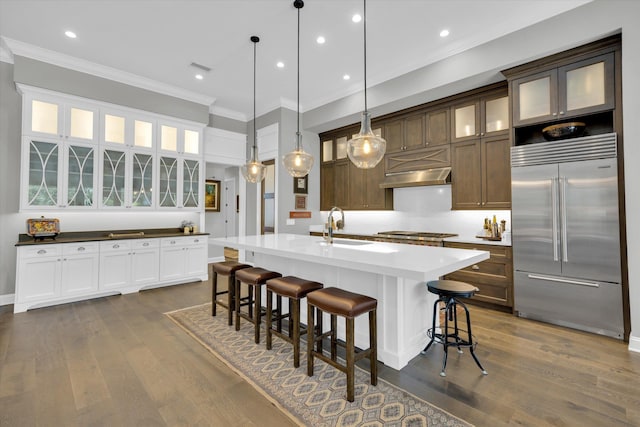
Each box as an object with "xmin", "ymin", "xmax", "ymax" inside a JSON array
[{"xmin": 317, "ymin": 238, "xmax": 372, "ymax": 246}]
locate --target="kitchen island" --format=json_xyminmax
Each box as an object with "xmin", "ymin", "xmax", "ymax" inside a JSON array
[{"xmin": 209, "ymin": 233, "xmax": 489, "ymax": 370}]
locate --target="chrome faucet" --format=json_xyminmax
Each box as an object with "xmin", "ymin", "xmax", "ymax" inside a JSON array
[{"xmin": 324, "ymin": 206, "xmax": 345, "ymax": 244}]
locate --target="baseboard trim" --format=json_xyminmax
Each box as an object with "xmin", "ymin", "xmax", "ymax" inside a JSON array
[
  {"xmin": 0, "ymin": 293, "xmax": 15, "ymax": 306},
  {"xmin": 628, "ymin": 333, "xmax": 640, "ymax": 353}
]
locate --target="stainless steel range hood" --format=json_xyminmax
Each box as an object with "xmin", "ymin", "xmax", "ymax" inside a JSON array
[{"xmin": 379, "ymin": 167, "xmax": 451, "ymax": 188}]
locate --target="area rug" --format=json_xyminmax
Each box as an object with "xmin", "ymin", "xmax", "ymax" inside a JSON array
[{"xmin": 165, "ymin": 303, "xmax": 473, "ymax": 427}]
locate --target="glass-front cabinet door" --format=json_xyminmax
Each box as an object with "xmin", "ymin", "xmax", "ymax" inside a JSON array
[
  {"xmin": 483, "ymin": 95, "xmax": 509, "ymax": 135},
  {"xmin": 101, "ymin": 149, "xmax": 127, "ymax": 207},
  {"xmin": 131, "ymin": 152, "xmax": 153, "ymax": 207},
  {"xmin": 158, "ymin": 156, "xmax": 179, "ymax": 208},
  {"xmin": 452, "ymin": 102, "xmax": 479, "ymax": 142},
  {"xmin": 182, "ymin": 159, "xmax": 200, "ymax": 208},
  {"xmin": 512, "ymin": 53, "xmax": 614, "ymax": 126},
  {"xmin": 65, "ymin": 144, "xmax": 96, "ymax": 207},
  {"xmin": 159, "ymin": 122, "xmax": 202, "ymax": 157},
  {"xmin": 25, "ymin": 140, "xmax": 60, "ymax": 208}
]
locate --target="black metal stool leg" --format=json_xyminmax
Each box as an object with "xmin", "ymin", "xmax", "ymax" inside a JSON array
[
  {"xmin": 461, "ymin": 300, "xmax": 488, "ymax": 375},
  {"xmin": 421, "ymin": 297, "xmax": 442, "ymax": 354}
]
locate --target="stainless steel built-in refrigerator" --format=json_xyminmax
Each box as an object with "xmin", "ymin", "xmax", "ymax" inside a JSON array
[{"xmin": 511, "ymin": 133, "xmax": 623, "ymax": 339}]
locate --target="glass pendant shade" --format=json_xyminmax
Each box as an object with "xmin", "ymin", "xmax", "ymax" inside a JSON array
[
  {"xmin": 283, "ymin": 132, "xmax": 313, "ymax": 177},
  {"xmin": 241, "ymin": 146, "xmax": 266, "ymax": 183},
  {"xmin": 347, "ymin": 111, "xmax": 386, "ymax": 168}
]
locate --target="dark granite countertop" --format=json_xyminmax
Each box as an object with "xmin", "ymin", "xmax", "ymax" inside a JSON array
[{"xmin": 16, "ymin": 228, "xmax": 209, "ymax": 246}]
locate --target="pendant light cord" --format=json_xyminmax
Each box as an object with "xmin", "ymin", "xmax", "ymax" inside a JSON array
[
  {"xmin": 363, "ymin": 0, "xmax": 368, "ymax": 113},
  {"xmin": 296, "ymin": 4, "xmax": 301, "ymax": 140},
  {"xmin": 253, "ymin": 38, "xmax": 257, "ymax": 156}
]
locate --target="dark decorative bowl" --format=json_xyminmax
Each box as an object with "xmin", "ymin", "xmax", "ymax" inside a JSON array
[{"xmin": 542, "ymin": 122, "xmax": 586, "ymax": 141}]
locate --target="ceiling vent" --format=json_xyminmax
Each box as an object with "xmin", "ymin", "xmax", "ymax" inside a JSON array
[{"xmin": 190, "ymin": 62, "xmax": 212, "ymax": 72}]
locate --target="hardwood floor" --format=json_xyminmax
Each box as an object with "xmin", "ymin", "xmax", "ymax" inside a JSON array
[{"xmin": 1, "ymin": 280, "xmax": 639, "ymax": 426}]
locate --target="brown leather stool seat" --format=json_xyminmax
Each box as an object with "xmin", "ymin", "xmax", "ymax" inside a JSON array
[
  {"xmin": 306, "ymin": 287, "xmax": 377, "ymax": 402},
  {"xmin": 210, "ymin": 261, "xmax": 251, "ymax": 326},
  {"xmin": 235, "ymin": 267, "xmax": 282, "ymax": 343},
  {"xmin": 265, "ymin": 276, "xmax": 324, "ymax": 367}
]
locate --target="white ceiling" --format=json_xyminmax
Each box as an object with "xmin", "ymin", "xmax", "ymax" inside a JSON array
[{"xmin": 0, "ymin": 0, "xmax": 591, "ymax": 121}]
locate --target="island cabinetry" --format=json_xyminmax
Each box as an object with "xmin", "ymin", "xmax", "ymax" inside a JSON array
[
  {"xmin": 16, "ymin": 242, "xmax": 99, "ymax": 310},
  {"xmin": 443, "ymin": 241, "xmax": 513, "ymax": 310},
  {"xmin": 451, "ymin": 134, "xmax": 511, "ymax": 210},
  {"xmin": 99, "ymin": 239, "xmax": 160, "ymax": 290},
  {"xmin": 159, "ymin": 236, "xmax": 207, "ymax": 281},
  {"xmin": 510, "ymin": 53, "xmax": 614, "ymax": 127}
]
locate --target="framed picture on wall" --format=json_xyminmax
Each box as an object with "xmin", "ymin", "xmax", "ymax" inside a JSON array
[
  {"xmin": 205, "ymin": 179, "xmax": 220, "ymax": 211},
  {"xmin": 293, "ymin": 175, "xmax": 308, "ymax": 194},
  {"xmin": 295, "ymin": 195, "xmax": 306, "ymax": 210}
]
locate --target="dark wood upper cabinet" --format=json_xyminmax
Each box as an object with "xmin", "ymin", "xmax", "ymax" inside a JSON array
[
  {"xmin": 383, "ymin": 119, "xmax": 404, "ymax": 153},
  {"xmin": 511, "ymin": 53, "xmax": 614, "ymax": 127},
  {"xmin": 404, "ymin": 113, "xmax": 425, "ymax": 150},
  {"xmin": 425, "ymin": 108, "xmax": 450, "ymax": 146}
]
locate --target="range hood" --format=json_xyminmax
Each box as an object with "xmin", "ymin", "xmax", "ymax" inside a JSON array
[{"xmin": 379, "ymin": 167, "xmax": 451, "ymax": 188}]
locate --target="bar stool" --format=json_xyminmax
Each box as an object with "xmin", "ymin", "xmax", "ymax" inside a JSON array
[
  {"xmin": 265, "ymin": 276, "xmax": 324, "ymax": 367},
  {"xmin": 210, "ymin": 261, "xmax": 251, "ymax": 325},
  {"xmin": 421, "ymin": 279, "xmax": 488, "ymax": 377},
  {"xmin": 235, "ymin": 267, "xmax": 282, "ymax": 344},
  {"xmin": 306, "ymin": 287, "xmax": 377, "ymax": 402}
]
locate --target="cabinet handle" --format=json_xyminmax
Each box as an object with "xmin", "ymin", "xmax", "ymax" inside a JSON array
[
  {"xmin": 37, "ymin": 249, "xmax": 47, "ymax": 255},
  {"xmin": 143, "ymin": 242, "xmax": 149, "ymax": 247},
  {"xmin": 77, "ymin": 246, "xmax": 85, "ymax": 252},
  {"xmin": 194, "ymin": 239, "xmax": 199, "ymax": 243},
  {"xmin": 559, "ymin": 111, "xmax": 565, "ymax": 115},
  {"xmin": 170, "ymin": 240, "xmax": 176, "ymax": 244},
  {"xmin": 476, "ymin": 202, "xmax": 480, "ymax": 206},
  {"xmin": 552, "ymin": 112, "xmax": 557, "ymax": 116},
  {"xmin": 57, "ymin": 258, "xmax": 61, "ymax": 261},
  {"xmin": 113, "ymin": 244, "xmax": 120, "ymax": 249},
  {"xmin": 472, "ymin": 265, "xmax": 480, "ymax": 270},
  {"xmin": 480, "ymin": 132, "xmax": 485, "ymax": 136},
  {"xmin": 476, "ymin": 133, "xmax": 480, "ymax": 137}
]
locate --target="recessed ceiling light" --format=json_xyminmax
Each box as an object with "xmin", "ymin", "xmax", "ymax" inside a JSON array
[
  {"xmin": 440, "ymin": 29, "xmax": 450, "ymax": 38},
  {"xmin": 343, "ymin": 74, "xmax": 350, "ymax": 80},
  {"xmin": 195, "ymin": 74, "xmax": 204, "ymax": 80},
  {"xmin": 276, "ymin": 61, "xmax": 285, "ymax": 68},
  {"xmin": 316, "ymin": 36, "xmax": 325, "ymax": 44},
  {"xmin": 352, "ymin": 14, "xmax": 362, "ymax": 23},
  {"xmin": 64, "ymin": 30, "xmax": 77, "ymax": 39}
]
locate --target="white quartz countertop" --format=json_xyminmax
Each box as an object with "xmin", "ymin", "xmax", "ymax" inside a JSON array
[{"xmin": 209, "ymin": 233, "xmax": 489, "ymax": 281}]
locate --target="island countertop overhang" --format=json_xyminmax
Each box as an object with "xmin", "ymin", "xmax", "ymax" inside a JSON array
[{"xmin": 209, "ymin": 233, "xmax": 489, "ymax": 281}]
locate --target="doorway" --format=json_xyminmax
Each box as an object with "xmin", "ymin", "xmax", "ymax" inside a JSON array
[{"xmin": 261, "ymin": 159, "xmax": 275, "ymax": 234}]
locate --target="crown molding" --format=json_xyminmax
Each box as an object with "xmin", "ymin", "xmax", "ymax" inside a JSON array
[
  {"xmin": 2, "ymin": 37, "xmax": 216, "ymax": 106},
  {"xmin": 209, "ymin": 104, "xmax": 247, "ymax": 122},
  {"xmin": 0, "ymin": 38, "xmax": 13, "ymax": 64}
]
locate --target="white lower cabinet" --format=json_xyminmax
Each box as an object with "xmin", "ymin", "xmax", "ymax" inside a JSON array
[
  {"xmin": 15, "ymin": 235, "xmax": 207, "ymax": 313},
  {"xmin": 160, "ymin": 236, "xmax": 207, "ymax": 281},
  {"xmin": 99, "ymin": 239, "xmax": 160, "ymax": 290},
  {"xmin": 16, "ymin": 242, "xmax": 99, "ymax": 312}
]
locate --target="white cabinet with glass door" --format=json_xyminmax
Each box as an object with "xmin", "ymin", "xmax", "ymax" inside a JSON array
[
  {"xmin": 20, "ymin": 88, "xmax": 99, "ymax": 210},
  {"xmin": 100, "ymin": 110, "xmax": 155, "ymax": 209},
  {"xmin": 157, "ymin": 121, "xmax": 203, "ymax": 209}
]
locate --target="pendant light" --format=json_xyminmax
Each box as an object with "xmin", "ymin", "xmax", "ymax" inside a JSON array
[
  {"xmin": 241, "ymin": 36, "xmax": 267, "ymax": 183},
  {"xmin": 346, "ymin": 0, "xmax": 386, "ymax": 169},
  {"xmin": 282, "ymin": 0, "xmax": 314, "ymax": 177}
]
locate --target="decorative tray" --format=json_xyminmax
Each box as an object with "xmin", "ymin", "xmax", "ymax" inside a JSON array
[{"xmin": 27, "ymin": 217, "xmax": 60, "ymax": 238}]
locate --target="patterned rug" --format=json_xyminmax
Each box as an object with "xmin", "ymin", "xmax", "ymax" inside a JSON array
[{"xmin": 165, "ymin": 303, "xmax": 473, "ymax": 427}]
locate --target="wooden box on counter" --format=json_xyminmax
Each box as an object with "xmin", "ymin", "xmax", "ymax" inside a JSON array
[{"xmin": 443, "ymin": 241, "xmax": 513, "ymax": 311}]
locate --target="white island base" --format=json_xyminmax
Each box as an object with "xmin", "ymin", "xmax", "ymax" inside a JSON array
[{"xmin": 210, "ymin": 234, "xmax": 489, "ymax": 371}]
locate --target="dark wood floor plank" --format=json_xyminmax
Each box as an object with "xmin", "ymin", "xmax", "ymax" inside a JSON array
[{"xmin": 1, "ymin": 279, "xmax": 639, "ymax": 426}]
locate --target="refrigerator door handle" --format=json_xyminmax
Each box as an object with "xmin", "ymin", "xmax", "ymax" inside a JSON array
[
  {"xmin": 527, "ymin": 274, "xmax": 600, "ymax": 288},
  {"xmin": 551, "ymin": 177, "xmax": 559, "ymax": 262},
  {"xmin": 559, "ymin": 176, "xmax": 568, "ymax": 262}
]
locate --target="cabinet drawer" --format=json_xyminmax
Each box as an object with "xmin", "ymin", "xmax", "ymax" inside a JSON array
[
  {"xmin": 444, "ymin": 241, "xmax": 512, "ymax": 260},
  {"xmin": 457, "ymin": 260, "xmax": 510, "ymax": 279},
  {"xmin": 62, "ymin": 242, "xmax": 98, "ymax": 255},
  {"xmin": 100, "ymin": 240, "xmax": 132, "ymax": 252},
  {"xmin": 132, "ymin": 239, "xmax": 159, "ymax": 250},
  {"xmin": 445, "ymin": 271, "xmax": 511, "ymax": 306},
  {"xmin": 20, "ymin": 245, "xmax": 61, "ymax": 258}
]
